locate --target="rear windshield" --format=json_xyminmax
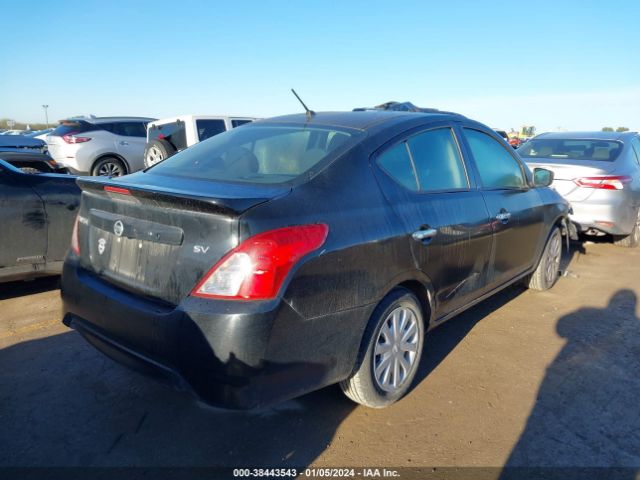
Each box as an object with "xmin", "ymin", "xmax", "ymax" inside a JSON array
[
  {"xmin": 50, "ymin": 121, "xmax": 98, "ymax": 136},
  {"xmin": 148, "ymin": 121, "xmax": 188, "ymax": 150},
  {"xmin": 518, "ymin": 139, "xmax": 623, "ymax": 162},
  {"xmin": 147, "ymin": 124, "xmax": 360, "ymax": 184}
]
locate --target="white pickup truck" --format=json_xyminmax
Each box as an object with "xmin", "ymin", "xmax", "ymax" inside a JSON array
[{"xmin": 143, "ymin": 114, "xmax": 256, "ymax": 167}]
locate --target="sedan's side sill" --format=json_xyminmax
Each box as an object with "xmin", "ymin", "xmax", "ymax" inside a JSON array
[{"xmin": 428, "ymin": 269, "xmax": 533, "ymax": 331}]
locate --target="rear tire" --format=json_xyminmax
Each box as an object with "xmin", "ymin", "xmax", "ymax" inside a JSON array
[
  {"xmin": 91, "ymin": 157, "xmax": 126, "ymax": 177},
  {"xmin": 613, "ymin": 209, "xmax": 640, "ymax": 248},
  {"xmin": 340, "ymin": 288, "xmax": 425, "ymax": 408},
  {"xmin": 144, "ymin": 139, "xmax": 176, "ymax": 168},
  {"xmin": 525, "ymin": 226, "xmax": 562, "ymax": 291}
]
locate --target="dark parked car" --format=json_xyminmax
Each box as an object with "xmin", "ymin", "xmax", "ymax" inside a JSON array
[
  {"xmin": 0, "ymin": 160, "xmax": 80, "ymax": 282},
  {"xmin": 0, "ymin": 135, "xmax": 67, "ymax": 173},
  {"xmin": 61, "ymin": 110, "xmax": 568, "ymax": 409}
]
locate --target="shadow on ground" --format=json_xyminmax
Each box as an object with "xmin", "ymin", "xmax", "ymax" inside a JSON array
[
  {"xmin": 0, "ymin": 325, "xmax": 357, "ymax": 468},
  {"xmin": 500, "ymin": 289, "xmax": 640, "ymax": 478},
  {"xmin": 0, "ymin": 276, "xmax": 60, "ymax": 300}
]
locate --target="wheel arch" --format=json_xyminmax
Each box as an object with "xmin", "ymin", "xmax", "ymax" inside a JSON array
[{"xmin": 91, "ymin": 153, "xmax": 130, "ymax": 175}]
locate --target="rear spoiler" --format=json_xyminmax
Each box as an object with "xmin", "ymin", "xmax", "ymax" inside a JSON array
[{"xmin": 76, "ymin": 177, "xmax": 284, "ymax": 216}]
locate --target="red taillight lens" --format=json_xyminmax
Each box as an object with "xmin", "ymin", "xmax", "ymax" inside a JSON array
[
  {"xmin": 192, "ymin": 224, "xmax": 329, "ymax": 300},
  {"xmin": 104, "ymin": 185, "xmax": 131, "ymax": 195},
  {"xmin": 573, "ymin": 176, "xmax": 631, "ymax": 190},
  {"xmin": 62, "ymin": 133, "xmax": 92, "ymax": 144},
  {"xmin": 71, "ymin": 215, "xmax": 80, "ymax": 255}
]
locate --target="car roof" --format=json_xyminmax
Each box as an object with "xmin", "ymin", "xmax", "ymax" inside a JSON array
[
  {"xmin": 535, "ymin": 131, "xmax": 638, "ymax": 141},
  {"xmin": 62, "ymin": 116, "xmax": 156, "ymax": 124},
  {"xmin": 259, "ymin": 110, "xmax": 465, "ymax": 131},
  {"xmin": 148, "ymin": 115, "xmax": 257, "ymax": 126}
]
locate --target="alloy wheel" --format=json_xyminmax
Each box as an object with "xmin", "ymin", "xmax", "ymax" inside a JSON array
[
  {"xmin": 545, "ymin": 231, "xmax": 562, "ymax": 286},
  {"xmin": 98, "ymin": 162, "xmax": 124, "ymax": 177},
  {"xmin": 373, "ymin": 306, "xmax": 420, "ymax": 393}
]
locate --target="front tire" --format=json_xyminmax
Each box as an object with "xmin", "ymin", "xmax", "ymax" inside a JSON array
[
  {"xmin": 340, "ymin": 288, "xmax": 425, "ymax": 408},
  {"xmin": 92, "ymin": 157, "xmax": 126, "ymax": 177},
  {"xmin": 525, "ymin": 226, "xmax": 562, "ymax": 291},
  {"xmin": 613, "ymin": 209, "xmax": 640, "ymax": 248}
]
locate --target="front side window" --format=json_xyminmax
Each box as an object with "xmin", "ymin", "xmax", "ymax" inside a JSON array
[
  {"xmin": 407, "ymin": 128, "xmax": 468, "ymax": 192},
  {"xmin": 377, "ymin": 142, "xmax": 418, "ymax": 191},
  {"xmin": 463, "ymin": 128, "xmax": 526, "ymax": 189},
  {"xmin": 148, "ymin": 125, "xmax": 360, "ymax": 184}
]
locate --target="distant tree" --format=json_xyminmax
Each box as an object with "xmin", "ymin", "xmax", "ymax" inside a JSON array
[
  {"xmin": 615, "ymin": 127, "xmax": 629, "ymax": 132},
  {"xmin": 602, "ymin": 127, "xmax": 614, "ymax": 132},
  {"xmin": 0, "ymin": 118, "xmax": 50, "ymax": 131}
]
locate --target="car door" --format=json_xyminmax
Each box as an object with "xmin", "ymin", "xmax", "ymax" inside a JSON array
[
  {"xmin": 458, "ymin": 126, "xmax": 545, "ymax": 289},
  {"xmin": 372, "ymin": 124, "xmax": 493, "ymax": 319},
  {"xmin": 114, "ymin": 121, "xmax": 149, "ymax": 172},
  {"xmin": 0, "ymin": 164, "xmax": 47, "ymax": 270}
]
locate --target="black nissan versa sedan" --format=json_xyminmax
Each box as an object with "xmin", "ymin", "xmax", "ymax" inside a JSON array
[{"xmin": 61, "ymin": 110, "xmax": 569, "ymax": 409}]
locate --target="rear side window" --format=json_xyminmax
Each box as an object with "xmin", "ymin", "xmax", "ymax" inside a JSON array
[
  {"xmin": 407, "ymin": 128, "xmax": 468, "ymax": 191},
  {"xmin": 463, "ymin": 128, "xmax": 526, "ymax": 189},
  {"xmin": 518, "ymin": 138, "xmax": 623, "ymax": 162},
  {"xmin": 231, "ymin": 119, "xmax": 253, "ymax": 128},
  {"xmin": 148, "ymin": 121, "xmax": 188, "ymax": 151},
  {"xmin": 196, "ymin": 119, "xmax": 227, "ymax": 141},
  {"xmin": 113, "ymin": 122, "xmax": 147, "ymax": 138},
  {"xmin": 377, "ymin": 143, "xmax": 418, "ymax": 191},
  {"xmin": 148, "ymin": 125, "xmax": 360, "ymax": 184}
]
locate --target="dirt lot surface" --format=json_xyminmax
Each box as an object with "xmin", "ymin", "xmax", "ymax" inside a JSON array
[{"xmin": 1, "ymin": 240, "xmax": 639, "ymax": 476}]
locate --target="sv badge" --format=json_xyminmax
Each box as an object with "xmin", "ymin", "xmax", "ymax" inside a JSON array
[{"xmin": 193, "ymin": 245, "xmax": 210, "ymax": 254}]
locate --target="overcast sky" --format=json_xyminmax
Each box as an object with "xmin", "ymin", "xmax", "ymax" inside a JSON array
[{"xmin": 1, "ymin": 0, "xmax": 638, "ymax": 132}]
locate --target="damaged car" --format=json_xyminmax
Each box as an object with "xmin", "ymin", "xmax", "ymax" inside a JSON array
[
  {"xmin": 61, "ymin": 110, "xmax": 569, "ymax": 409},
  {"xmin": 0, "ymin": 160, "xmax": 80, "ymax": 282}
]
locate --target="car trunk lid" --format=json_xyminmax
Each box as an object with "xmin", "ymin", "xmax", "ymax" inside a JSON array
[
  {"xmin": 525, "ymin": 158, "xmax": 616, "ymax": 201},
  {"xmin": 75, "ymin": 173, "xmax": 290, "ymax": 305}
]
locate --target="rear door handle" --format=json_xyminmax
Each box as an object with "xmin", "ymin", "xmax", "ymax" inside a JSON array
[
  {"xmin": 119, "ymin": 141, "xmax": 129, "ymax": 146},
  {"xmin": 412, "ymin": 228, "xmax": 437, "ymax": 241},
  {"xmin": 496, "ymin": 210, "xmax": 512, "ymax": 224}
]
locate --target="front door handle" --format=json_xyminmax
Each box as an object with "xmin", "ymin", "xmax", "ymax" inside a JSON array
[
  {"xmin": 496, "ymin": 210, "xmax": 512, "ymax": 224},
  {"xmin": 412, "ymin": 227, "xmax": 437, "ymax": 241},
  {"xmin": 119, "ymin": 141, "xmax": 129, "ymax": 146}
]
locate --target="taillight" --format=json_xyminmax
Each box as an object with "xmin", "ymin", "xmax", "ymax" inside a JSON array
[
  {"xmin": 104, "ymin": 185, "xmax": 131, "ymax": 195},
  {"xmin": 573, "ymin": 176, "xmax": 631, "ymax": 190},
  {"xmin": 62, "ymin": 133, "xmax": 91, "ymax": 144},
  {"xmin": 71, "ymin": 215, "xmax": 80, "ymax": 255},
  {"xmin": 192, "ymin": 224, "xmax": 329, "ymax": 300}
]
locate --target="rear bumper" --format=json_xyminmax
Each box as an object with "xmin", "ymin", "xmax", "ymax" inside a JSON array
[
  {"xmin": 569, "ymin": 195, "xmax": 637, "ymax": 235},
  {"xmin": 61, "ymin": 259, "xmax": 368, "ymax": 409}
]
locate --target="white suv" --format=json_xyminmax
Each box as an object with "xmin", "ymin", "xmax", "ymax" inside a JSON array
[
  {"xmin": 144, "ymin": 114, "xmax": 256, "ymax": 167},
  {"xmin": 46, "ymin": 116, "xmax": 156, "ymax": 176}
]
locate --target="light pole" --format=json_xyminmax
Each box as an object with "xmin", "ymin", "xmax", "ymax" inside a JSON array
[{"xmin": 42, "ymin": 105, "xmax": 49, "ymax": 128}]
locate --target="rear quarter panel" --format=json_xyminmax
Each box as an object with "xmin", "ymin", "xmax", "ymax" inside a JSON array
[
  {"xmin": 28, "ymin": 174, "xmax": 81, "ymax": 262},
  {"xmin": 239, "ymin": 143, "xmax": 416, "ymax": 319}
]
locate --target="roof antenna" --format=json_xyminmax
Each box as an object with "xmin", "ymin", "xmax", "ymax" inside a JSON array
[{"xmin": 291, "ymin": 88, "xmax": 315, "ymax": 119}]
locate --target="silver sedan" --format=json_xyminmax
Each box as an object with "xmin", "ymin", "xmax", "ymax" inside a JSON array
[{"xmin": 521, "ymin": 131, "xmax": 640, "ymax": 247}]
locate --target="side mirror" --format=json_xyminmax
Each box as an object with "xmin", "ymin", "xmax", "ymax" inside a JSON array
[{"xmin": 533, "ymin": 167, "xmax": 554, "ymax": 187}]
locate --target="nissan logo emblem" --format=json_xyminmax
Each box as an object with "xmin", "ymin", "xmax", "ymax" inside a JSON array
[{"xmin": 113, "ymin": 220, "xmax": 124, "ymax": 237}]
